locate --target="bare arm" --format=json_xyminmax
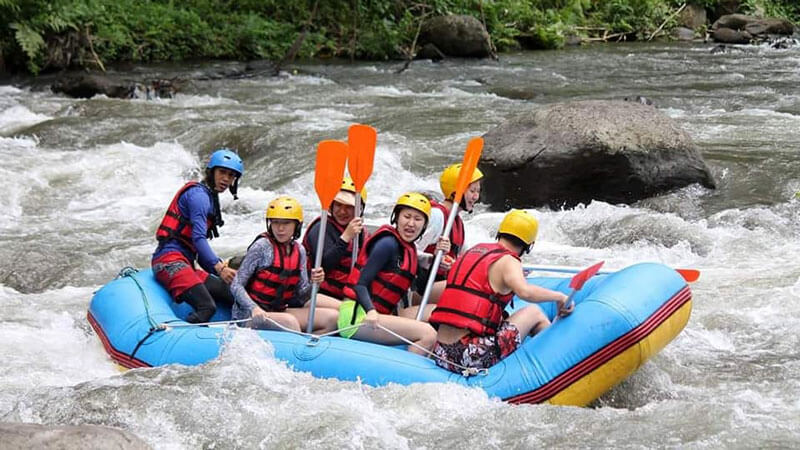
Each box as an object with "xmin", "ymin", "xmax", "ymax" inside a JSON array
[{"xmin": 496, "ymin": 255, "xmax": 568, "ymax": 308}]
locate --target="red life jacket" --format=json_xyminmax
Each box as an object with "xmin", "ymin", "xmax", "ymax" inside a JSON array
[
  {"xmin": 423, "ymin": 200, "xmax": 464, "ymax": 276},
  {"xmin": 246, "ymin": 233, "xmax": 302, "ymax": 312},
  {"xmin": 429, "ymin": 242, "xmax": 518, "ymax": 336},
  {"xmin": 342, "ymin": 225, "xmax": 418, "ymax": 314},
  {"xmin": 155, "ymin": 182, "xmax": 220, "ymax": 253},
  {"xmin": 301, "ymin": 215, "xmax": 365, "ymax": 300}
]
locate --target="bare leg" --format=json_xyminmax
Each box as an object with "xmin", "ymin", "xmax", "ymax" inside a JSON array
[
  {"xmin": 250, "ymin": 311, "xmax": 301, "ymax": 332},
  {"xmin": 310, "ymin": 294, "xmax": 342, "ymax": 310},
  {"xmin": 286, "ymin": 307, "xmax": 339, "ymax": 334},
  {"xmin": 410, "ymin": 280, "xmax": 446, "ymax": 305},
  {"xmin": 352, "ymin": 314, "xmax": 436, "ymax": 356},
  {"xmin": 397, "ymin": 303, "xmax": 437, "ymax": 322},
  {"xmin": 509, "ymin": 306, "xmax": 550, "ymax": 337}
]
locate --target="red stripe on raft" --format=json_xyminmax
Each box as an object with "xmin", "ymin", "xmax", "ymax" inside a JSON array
[
  {"xmin": 87, "ymin": 312, "xmax": 152, "ymax": 369},
  {"xmin": 506, "ymin": 285, "xmax": 691, "ymax": 404}
]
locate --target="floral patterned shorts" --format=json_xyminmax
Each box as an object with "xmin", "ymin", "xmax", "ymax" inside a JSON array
[{"xmin": 432, "ymin": 322, "xmax": 522, "ymax": 374}]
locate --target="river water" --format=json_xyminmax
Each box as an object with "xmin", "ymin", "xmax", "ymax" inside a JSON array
[{"xmin": 1, "ymin": 42, "xmax": 799, "ymax": 448}]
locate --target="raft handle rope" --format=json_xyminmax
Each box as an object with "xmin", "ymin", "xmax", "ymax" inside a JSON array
[
  {"xmin": 118, "ymin": 267, "xmax": 159, "ymax": 331},
  {"xmin": 157, "ymin": 315, "xmax": 357, "ymax": 347},
  {"xmin": 373, "ymin": 323, "xmax": 489, "ymax": 377},
  {"xmin": 156, "ymin": 313, "xmax": 484, "ymax": 376},
  {"xmin": 112, "ymin": 268, "xmax": 484, "ymax": 377}
]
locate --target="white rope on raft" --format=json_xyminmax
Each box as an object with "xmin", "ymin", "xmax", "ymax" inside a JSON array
[{"xmin": 158, "ymin": 316, "xmax": 487, "ymax": 377}]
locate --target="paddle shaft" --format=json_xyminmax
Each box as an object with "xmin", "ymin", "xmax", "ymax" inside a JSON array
[
  {"xmin": 552, "ymin": 289, "xmax": 578, "ymax": 324},
  {"xmin": 415, "ymin": 202, "xmax": 460, "ymax": 320},
  {"xmin": 524, "ymin": 264, "xmax": 698, "ymax": 282},
  {"xmin": 306, "ymin": 210, "xmax": 329, "ymax": 333},
  {"xmin": 350, "ymin": 196, "xmax": 362, "ymax": 269}
]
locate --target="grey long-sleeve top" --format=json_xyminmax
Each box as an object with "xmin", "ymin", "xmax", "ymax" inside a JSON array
[{"xmin": 230, "ymin": 237, "xmax": 311, "ymax": 320}]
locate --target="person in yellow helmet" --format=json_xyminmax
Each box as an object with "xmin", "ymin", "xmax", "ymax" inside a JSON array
[
  {"xmin": 229, "ymin": 195, "xmax": 339, "ymax": 333},
  {"xmin": 337, "ymin": 192, "xmax": 437, "ymax": 355},
  {"xmin": 302, "ymin": 176, "xmax": 367, "ymax": 300},
  {"xmin": 428, "ymin": 209, "xmax": 571, "ymax": 373},
  {"xmin": 412, "ymin": 163, "xmax": 481, "ymax": 306}
]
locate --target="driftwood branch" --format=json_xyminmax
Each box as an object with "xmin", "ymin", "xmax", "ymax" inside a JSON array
[
  {"xmin": 273, "ymin": 0, "xmax": 320, "ymax": 76},
  {"xmin": 85, "ymin": 26, "xmax": 105, "ymax": 72},
  {"xmin": 648, "ymin": 3, "xmax": 687, "ymax": 41},
  {"xmin": 478, "ymin": 0, "xmax": 498, "ymax": 60},
  {"xmin": 582, "ymin": 32, "xmax": 628, "ymax": 42},
  {"xmin": 396, "ymin": 11, "xmax": 430, "ymax": 74}
]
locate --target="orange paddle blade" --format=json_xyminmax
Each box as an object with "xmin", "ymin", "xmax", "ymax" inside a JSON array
[
  {"xmin": 315, "ymin": 140, "xmax": 348, "ymax": 209},
  {"xmin": 347, "ymin": 124, "xmax": 377, "ymax": 190},
  {"xmin": 452, "ymin": 137, "xmax": 484, "ymax": 204},
  {"xmin": 569, "ymin": 261, "xmax": 605, "ymax": 290},
  {"xmin": 676, "ymin": 269, "xmax": 700, "ymax": 282}
]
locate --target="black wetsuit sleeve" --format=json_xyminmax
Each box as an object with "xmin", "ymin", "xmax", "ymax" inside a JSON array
[
  {"xmin": 305, "ymin": 220, "xmax": 350, "ymax": 270},
  {"xmin": 353, "ymin": 235, "xmax": 399, "ymax": 313}
]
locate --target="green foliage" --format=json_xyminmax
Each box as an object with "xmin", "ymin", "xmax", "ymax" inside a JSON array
[
  {"xmin": 0, "ymin": 0, "xmax": 797, "ymax": 75},
  {"xmin": 10, "ymin": 23, "xmax": 44, "ymax": 72},
  {"xmin": 742, "ymin": 0, "xmax": 800, "ymax": 22}
]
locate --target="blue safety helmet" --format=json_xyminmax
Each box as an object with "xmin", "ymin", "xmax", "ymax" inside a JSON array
[
  {"xmin": 206, "ymin": 148, "xmax": 243, "ymax": 199},
  {"xmin": 207, "ymin": 148, "xmax": 244, "ymax": 177}
]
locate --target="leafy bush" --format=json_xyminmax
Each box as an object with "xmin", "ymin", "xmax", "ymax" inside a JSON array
[{"xmin": 1, "ymin": 0, "xmax": 797, "ymax": 75}]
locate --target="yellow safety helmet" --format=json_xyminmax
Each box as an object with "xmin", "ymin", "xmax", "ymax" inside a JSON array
[
  {"xmin": 391, "ymin": 192, "xmax": 431, "ymax": 242},
  {"xmin": 440, "ymin": 163, "xmax": 484, "ymax": 200},
  {"xmin": 266, "ymin": 196, "xmax": 303, "ymax": 239},
  {"xmin": 335, "ymin": 176, "xmax": 368, "ymax": 205},
  {"xmin": 393, "ymin": 192, "xmax": 431, "ymax": 221},
  {"xmin": 498, "ymin": 209, "xmax": 538, "ymax": 247}
]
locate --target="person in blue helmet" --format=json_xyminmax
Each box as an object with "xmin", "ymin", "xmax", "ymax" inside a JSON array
[{"xmin": 151, "ymin": 148, "xmax": 243, "ymax": 323}]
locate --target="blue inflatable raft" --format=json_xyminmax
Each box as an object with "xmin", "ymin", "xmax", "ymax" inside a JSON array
[{"xmin": 87, "ymin": 262, "xmax": 691, "ymax": 406}]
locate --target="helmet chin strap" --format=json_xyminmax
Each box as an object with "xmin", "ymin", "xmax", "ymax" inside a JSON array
[{"xmin": 230, "ymin": 177, "xmax": 239, "ymax": 200}]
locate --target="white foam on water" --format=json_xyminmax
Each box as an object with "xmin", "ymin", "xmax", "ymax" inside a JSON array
[
  {"xmin": 0, "ymin": 135, "xmax": 44, "ymax": 225},
  {"xmin": 60, "ymin": 141, "xmax": 198, "ymax": 222},
  {"xmin": 0, "ymin": 284, "xmax": 117, "ymax": 415},
  {"xmin": 0, "ymin": 85, "xmax": 23, "ymax": 95},
  {"xmin": 0, "ymin": 104, "xmax": 52, "ymax": 135},
  {"xmin": 166, "ymin": 94, "xmax": 240, "ymax": 108},
  {"xmin": 358, "ymin": 85, "xmax": 416, "ymax": 97},
  {"xmin": 285, "ymin": 107, "xmax": 355, "ymax": 131}
]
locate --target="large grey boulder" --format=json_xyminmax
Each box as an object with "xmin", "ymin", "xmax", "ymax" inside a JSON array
[
  {"xmin": 679, "ymin": 4, "xmax": 707, "ymax": 30},
  {"xmin": 672, "ymin": 27, "xmax": 697, "ymax": 41},
  {"xmin": 0, "ymin": 422, "xmax": 150, "ymax": 449},
  {"xmin": 712, "ymin": 14, "xmax": 795, "ymax": 36},
  {"xmin": 712, "ymin": 27, "xmax": 752, "ymax": 44},
  {"xmin": 479, "ymin": 100, "xmax": 716, "ymax": 210},
  {"xmin": 419, "ymin": 15, "xmax": 493, "ymax": 58},
  {"xmin": 51, "ymin": 73, "xmax": 131, "ymax": 98}
]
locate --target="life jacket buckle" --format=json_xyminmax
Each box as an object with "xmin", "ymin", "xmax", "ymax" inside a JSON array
[{"xmin": 306, "ymin": 336, "xmax": 320, "ymax": 347}]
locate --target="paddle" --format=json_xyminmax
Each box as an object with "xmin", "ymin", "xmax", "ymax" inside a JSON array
[
  {"xmin": 347, "ymin": 124, "xmax": 377, "ymax": 268},
  {"xmin": 306, "ymin": 139, "xmax": 348, "ymax": 333},
  {"xmin": 552, "ymin": 261, "xmax": 604, "ymax": 323},
  {"xmin": 415, "ymin": 137, "xmax": 484, "ymax": 320},
  {"xmin": 523, "ymin": 264, "xmax": 700, "ymax": 283}
]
